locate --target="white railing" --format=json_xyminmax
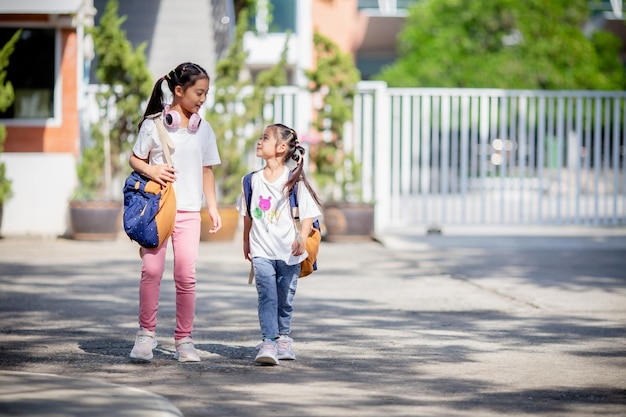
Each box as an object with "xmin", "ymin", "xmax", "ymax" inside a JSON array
[{"xmin": 354, "ymin": 82, "xmax": 626, "ymax": 231}]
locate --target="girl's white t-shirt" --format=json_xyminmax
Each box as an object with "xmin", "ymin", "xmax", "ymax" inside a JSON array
[
  {"xmin": 132, "ymin": 116, "xmax": 221, "ymax": 211},
  {"xmin": 237, "ymin": 167, "xmax": 322, "ymax": 265}
]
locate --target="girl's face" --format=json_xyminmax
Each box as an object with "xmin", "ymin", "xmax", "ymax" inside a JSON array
[
  {"xmin": 175, "ymin": 78, "xmax": 209, "ymax": 116},
  {"xmin": 256, "ymin": 127, "xmax": 286, "ymax": 159}
]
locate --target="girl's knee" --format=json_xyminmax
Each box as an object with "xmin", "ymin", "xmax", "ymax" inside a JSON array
[
  {"xmin": 141, "ymin": 264, "xmax": 165, "ymax": 280},
  {"xmin": 174, "ymin": 275, "xmax": 196, "ymax": 292}
]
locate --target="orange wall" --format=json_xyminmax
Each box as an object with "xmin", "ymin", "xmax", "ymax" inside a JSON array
[
  {"xmin": 4, "ymin": 27, "xmax": 79, "ymax": 154},
  {"xmin": 311, "ymin": 0, "xmax": 360, "ymax": 55}
]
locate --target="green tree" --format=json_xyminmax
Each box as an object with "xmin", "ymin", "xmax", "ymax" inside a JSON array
[
  {"xmin": 206, "ymin": 8, "xmax": 289, "ymax": 204},
  {"xmin": 234, "ymin": 0, "xmax": 257, "ymax": 21},
  {"xmin": 0, "ymin": 29, "xmax": 21, "ymax": 205},
  {"xmin": 378, "ymin": 0, "xmax": 625, "ymax": 89},
  {"xmin": 76, "ymin": 0, "xmax": 152, "ymax": 200}
]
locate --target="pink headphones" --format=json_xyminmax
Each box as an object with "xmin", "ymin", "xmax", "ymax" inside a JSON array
[{"xmin": 163, "ymin": 105, "xmax": 201, "ymax": 132}]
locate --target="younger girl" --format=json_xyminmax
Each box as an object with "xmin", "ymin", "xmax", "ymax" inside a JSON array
[
  {"xmin": 128, "ymin": 62, "xmax": 222, "ymax": 362},
  {"xmin": 238, "ymin": 123, "xmax": 322, "ymax": 365}
]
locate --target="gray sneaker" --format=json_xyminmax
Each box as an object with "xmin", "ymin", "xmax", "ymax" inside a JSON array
[
  {"xmin": 276, "ymin": 335, "xmax": 296, "ymax": 360},
  {"xmin": 129, "ymin": 329, "xmax": 157, "ymax": 361},
  {"xmin": 255, "ymin": 339, "xmax": 279, "ymax": 365}
]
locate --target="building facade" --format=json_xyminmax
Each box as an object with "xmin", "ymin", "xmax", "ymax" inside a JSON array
[
  {"xmin": 0, "ymin": 0, "xmax": 95, "ymax": 237},
  {"xmin": 1, "ymin": 0, "xmax": 622, "ymax": 237}
]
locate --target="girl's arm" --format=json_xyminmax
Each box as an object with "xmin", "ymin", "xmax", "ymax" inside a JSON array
[
  {"xmin": 243, "ymin": 215, "xmax": 252, "ymax": 261},
  {"xmin": 129, "ymin": 153, "xmax": 176, "ymax": 186},
  {"xmin": 202, "ymin": 166, "xmax": 222, "ymax": 233},
  {"xmin": 291, "ymin": 217, "xmax": 313, "ymax": 256}
]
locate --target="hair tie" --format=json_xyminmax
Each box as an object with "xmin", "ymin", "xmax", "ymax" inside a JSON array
[
  {"xmin": 167, "ymin": 69, "xmax": 178, "ymax": 83},
  {"xmin": 160, "ymin": 78, "xmax": 173, "ymax": 105},
  {"xmin": 296, "ymin": 145, "xmax": 305, "ymax": 165}
]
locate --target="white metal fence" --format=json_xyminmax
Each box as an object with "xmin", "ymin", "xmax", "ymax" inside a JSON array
[{"xmin": 353, "ymin": 82, "xmax": 626, "ymax": 231}]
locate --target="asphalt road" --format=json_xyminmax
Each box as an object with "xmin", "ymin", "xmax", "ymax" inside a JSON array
[{"xmin": 1, "ymin": 227, "xmax": 625, "ymax": 416}]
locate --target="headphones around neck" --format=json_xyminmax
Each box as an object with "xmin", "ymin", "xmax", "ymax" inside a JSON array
[{"xmin": 163, "ymin": 105, "xmax": 201, "ymax": 133}]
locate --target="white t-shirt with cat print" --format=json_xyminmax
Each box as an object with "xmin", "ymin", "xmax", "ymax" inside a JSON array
[{"xmin": 237, "ymin": 167, "xmax": 321, "ymax": 265}]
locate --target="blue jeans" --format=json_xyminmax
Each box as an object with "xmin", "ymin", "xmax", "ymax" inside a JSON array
[{"xmin": 252, "ymin": 257, "xmax": 300, "ymax": 340}]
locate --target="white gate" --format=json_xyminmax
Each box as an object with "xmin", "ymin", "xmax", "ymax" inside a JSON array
[{"xmin": 353, "ymin": 82, "xmax": 626, "ymax": 231}]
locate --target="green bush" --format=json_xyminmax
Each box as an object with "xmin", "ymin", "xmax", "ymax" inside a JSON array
[
  {"xmin": 0, "ymin": 29, "xmax": 21, "ymax": 205},
  {"xmin": 75, "ymin": 0, "xmax": 152, "ymax": 200}
]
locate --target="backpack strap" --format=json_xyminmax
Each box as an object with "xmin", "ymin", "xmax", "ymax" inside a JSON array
[
  {"xmin": 289, "ymin": 171, "xmax": 320, "ymax": 239},
  {"xmin": 288, "ymin": 170, "xmax": 300, "ymax": 221},
  {"xmin": 147, "ymin": 112, "xmax": 175, "ymax": 168},
  {"xmin": 289, "ymin": 179, "xmax": 321, "ymax": 232},
  {"xmin": 242, "ymin": 170, "xmax": 259, "ymax": 219},
  {"xmin": 286, "ymin": 172, "xmax": 320, "ymax": 274},
  {"xmin": 242, "ymin": 169, "xmax": 259, "ymax": 285}
]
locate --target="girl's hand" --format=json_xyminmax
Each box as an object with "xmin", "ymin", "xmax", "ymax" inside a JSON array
[
  {"xmin": 292, "ymin": 219, "xmax": 314, "ymax": 256},
  {"xmin": 148, "ymin": 164, "xmax": 177, "ymax": 186},
  {"xmin": 207, "ymin": 207, "xmax": 222, "ymax": 233},
  {"xmin": 291, "ymin": 234, "xmax": 306, "ymax": 256},
  {"xmin": 243, "ymin": 240, "xmax": 251, "ymax": 261},
  {"xmin": 129, "ymin": 154, "xmax": 176, "ymax": 186}
]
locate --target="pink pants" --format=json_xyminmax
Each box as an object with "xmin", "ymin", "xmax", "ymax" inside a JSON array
[{"xmin": 138, "ymin": 211, "xmax": 201, "ymax": 340}]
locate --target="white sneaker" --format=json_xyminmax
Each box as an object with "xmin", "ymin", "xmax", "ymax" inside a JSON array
[
  {"xmin": 175, "ymin": 336, "xmax": 200, "ymax": 363},
  {"xmin": 129, "ymin": 329, "xmax": 157, "ymax": 361},
  {"xmin": 255, "ymin": 339, "xmax": 279, "ymax": 365},
  {"xmin": 276, "ymin": 335, "xmax": 296, "ymax": 360}
]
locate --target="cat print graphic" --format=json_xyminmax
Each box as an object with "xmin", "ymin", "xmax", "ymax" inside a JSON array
[{"xmin": 253, "ymin": 195, "xmax": 280, "ymax": 230}]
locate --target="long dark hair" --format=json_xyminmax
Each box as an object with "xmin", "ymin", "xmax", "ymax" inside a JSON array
[
  {"xmin": 270, "ymin": 123, "xmax": 323, "ymax": 207},
  {"xmin": 138, "ymin": 62, "xmax": 209, "ymax": 131}
]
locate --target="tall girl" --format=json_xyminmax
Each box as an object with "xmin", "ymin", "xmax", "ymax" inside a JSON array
[
  {"xmin": 129, "ymin": 62, "xmax": 222, "ymax": 362},
  {"xmin": 238, "ymin": 123, "xmax": 322, "ymax": 365}
]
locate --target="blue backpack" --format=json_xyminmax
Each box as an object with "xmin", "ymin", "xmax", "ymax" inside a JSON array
[
  {"xmin": 122, "ymin": 172, "xmax": 175, "ymax": 248},
  {"xmin": 242, "ymin": 170, "xmax": 321, "ymax": 276}
]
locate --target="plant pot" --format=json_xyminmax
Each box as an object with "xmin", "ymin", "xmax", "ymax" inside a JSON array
[
  {"xmin": 200, "ymin": 205, "xmax": 240, "ymax": 242},
  {"xmin": 69, "ymin": 200, "xmax": 122, "ymax": 241},
  {"xmin": 322, "ymin": 201, "xmax": 375, "ymax": 242}
]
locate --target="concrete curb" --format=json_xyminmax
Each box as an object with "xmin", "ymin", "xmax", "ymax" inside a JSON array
[{"xmin": 0, "ymin": 371, "xmax": 183, "ymax": 417}]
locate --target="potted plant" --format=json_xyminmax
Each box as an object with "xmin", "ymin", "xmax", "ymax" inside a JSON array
[
  {"xmin": 0, "ymin": 29, "xmax": 20, "ymax": 237},
  {"xmin": 0, "ymin": 137, "xmax": 11, "ymax": 236},
  {"xmin": 305, "ymin": 32, "xmax": 374, "ymax": 241},
  {"xmin": 69, "ymin": 0, "xmax": 152, "ymax": 240},
  {"xmin": 202, "ymin": 8, "xmax": 289, "ymax": 241},
  {"xmin": 0, "ymin": 126, "xmax": 13, "ymax": 237}
]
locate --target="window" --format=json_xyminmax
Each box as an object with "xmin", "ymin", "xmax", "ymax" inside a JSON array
[
  {"xmin": 0, "ymin": 28, "xmax": 56, "ymax": 119},
  {"xmin": 269, "ymin": 0, "xmax": 296, "ymax": 33},
  {"xmin": 249, "ymin": 0, "xmax": 296, "ymax": 34}
]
